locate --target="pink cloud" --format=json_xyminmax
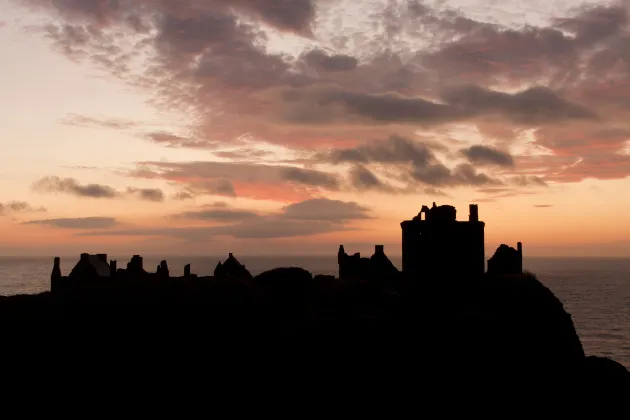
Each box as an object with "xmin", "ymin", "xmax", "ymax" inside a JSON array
[
  {"xmin": 127, "ymin": 161, "xmax": 341, "ymax": 202},
  {"xmin": 15, "ymin": 0, "xmax": 630, "ymax": 199}
]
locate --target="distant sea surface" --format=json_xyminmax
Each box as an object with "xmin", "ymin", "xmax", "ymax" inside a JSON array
[{"xmin": 1, "ymin": 256, "xmax": 629, "ymax": 368}]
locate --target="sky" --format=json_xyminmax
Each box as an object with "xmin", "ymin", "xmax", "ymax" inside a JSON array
[{"xmin": 0, "ymin": 0, "xmax": 629, "ymax": 257}]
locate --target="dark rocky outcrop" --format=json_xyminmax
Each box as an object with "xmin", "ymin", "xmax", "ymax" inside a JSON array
[{"xmin": 0, "ymin": 269, "xmax": 628, "ymax": 405}]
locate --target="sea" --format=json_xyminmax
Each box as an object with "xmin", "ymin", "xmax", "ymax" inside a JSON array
[{"xmin": 0, "ymin": 255, "xmax": 628, "ymax": 368}]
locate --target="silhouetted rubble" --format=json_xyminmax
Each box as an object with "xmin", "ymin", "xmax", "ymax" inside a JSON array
[
  {"xmin": 156, "ymin": 260, "xmax": 169, "ymax": 278},
  {"xmin": 126, "ymin": 254, "xmax": 146, "ymax": 275},
  {"xmin": 51, "ymin": 251, "xmax": 254, "ymax": 294}
]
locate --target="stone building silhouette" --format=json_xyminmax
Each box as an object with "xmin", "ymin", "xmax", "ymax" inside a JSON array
[
  {"xmin": 68, "ymin": 253, "xmax": 111, "ymax": 280},
  {"xmin": 125, "ymin": 255, "xmax": 147, "ymax": 275},
  {"xmin": 400, "ymin": 203, "xmax": 486, "ymax": 279},
  {"xmin": 51, "ymin": 252, "xmax": 253, "ymax": 293},
  {"xmin": 214, "ymin": 253, "xmax": 252, "ymax": 280},
  {"xmin": 338, "ymin": 245, "xmax": 399, "ymax": 281},
  {"xmin": 52, "ymin": 205, "xmax": 523, "ymax": 293},
  {"xmin": 488, "ymin": 243, "xmax": 523, "ymax": 275}
]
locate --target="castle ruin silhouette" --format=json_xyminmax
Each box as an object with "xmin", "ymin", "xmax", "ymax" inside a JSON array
[
  {"xmin": 52, "ymin": 202, "xmax": 523, "ymax": 288},
  {"xmin": 401, "ymin": 202, "xmax": 485, "ymax": 279},
  {"xmin": 339, "ymin": 203, "xmax": 522, "ymax": 280}
]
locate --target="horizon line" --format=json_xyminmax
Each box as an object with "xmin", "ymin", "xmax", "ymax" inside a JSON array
[{"xmin": 0, "ymin": 255, "xmax": 628, "ymax": 259}]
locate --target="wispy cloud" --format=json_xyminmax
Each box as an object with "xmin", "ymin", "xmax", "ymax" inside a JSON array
[
  {"xmin": 0, "ymin": 201, "xmax": 47, "ymax": 216},
  {"xmin": 128, "ymin": 161, "xmax": 340, "ymax": 202},
  {"xmin": 33, "ymin": 176, "xmax": 118, "ymax": 198},
  {"xmin": 461, "ymin": 145, "xmax": 515, "ymax": 167},
  {"xmin": 126, "ymin": 187, "xmax": 165, "ymax": 203},
  {"xmin": 78, "ymin": 198, "xmax": 371, "ymax": 240},
  {"xmin": 23, "ymin": 217, "xmax": 119, "ymax": 229},
  {"xmin": 60, "ymin": 114, "xmax": 139, "ymax": 130},
  {"xmin": 32, "ymin": 176, "xmax": 165, "ymax": 202}
]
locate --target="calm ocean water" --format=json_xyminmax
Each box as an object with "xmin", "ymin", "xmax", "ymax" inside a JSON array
[{"xmin": 0, "ymin": 255, "xmax": 628, "ymax": 368}]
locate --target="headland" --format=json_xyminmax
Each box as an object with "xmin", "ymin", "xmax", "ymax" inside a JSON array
[{"xmin": 1, "ymin": 203, "xmax": 628, "ymax": 403}]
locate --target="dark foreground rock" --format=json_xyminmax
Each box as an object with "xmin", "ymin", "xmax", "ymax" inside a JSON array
[{"xmin": 0, "ymin": 271, "xmax": 627, "ymax": 407}]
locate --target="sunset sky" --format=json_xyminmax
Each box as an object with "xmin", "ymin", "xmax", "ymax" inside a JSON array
[{"xmin": 1, "ymin": 0, "xmax": 629, "ymax": 257}]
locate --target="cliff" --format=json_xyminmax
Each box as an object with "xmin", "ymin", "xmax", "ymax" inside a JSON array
[{"xmin": 0, "ymin": 269, "xmax": 627, "ymax": 406}]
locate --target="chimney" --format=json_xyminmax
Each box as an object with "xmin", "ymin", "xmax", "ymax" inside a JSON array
[
  {"xmin": 375, "ymin": 245, "xmax": 384, "ymax": 254},
  {"xmin": 97, "ymin": 254, "xmax": 107, "ymax": 263},
  {"xmin": 229, "ymin": 253, "xmax": 233, "ymax": 258},
  {"xmin": 469, "ymin": 204, "xmax": 479, "ymax": 222},
  {"xmin": 51, "ymin": 257, "xmax": 63, "ymax": 291},
  {"xmin": 110, "ymin": 260, "xmax": 117, "ymax": 277},
  {"xmin": 132, "ymin": 255, "xmax": 143, "ymax": 270},
  {"xmin": 184, "ymin": 264, "xmax": 191, "ymax": 277},
  {"xmin": 51, "ymin": 257, "xmax": 62, "ymax": 280},
  {"xmin": 337, "ymin": 245, "xmax": 345, "ymax": 265},
  {"xmin": 80, "ymin": 253, "xmax": 89, "ymax": 262},
  {"xmin": 517, "ymin": 242, "xmax": 523, "ymax": 255},
  {"xmin": 161, "ymin": 260, "xmax": 169, "ymax": 278}
]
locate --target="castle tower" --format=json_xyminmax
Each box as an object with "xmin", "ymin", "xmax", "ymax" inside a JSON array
[
  {"xmin": 338, "ymin": 245, "xmax": 346, "ymax": 279},
  {"xmin": 160, "ymin": 260, "xmax": 169, "ymax": 278},
  {"xmin": 110, "ymin": 260, "xmax": 117, "ymax": 278},
  {"xmin": 401, "ymin": 203, "xmax": 485, "ymax": 280},
  {"xmin": 469, "ymin": 204, "xmax": 479, "ymax": 222}
]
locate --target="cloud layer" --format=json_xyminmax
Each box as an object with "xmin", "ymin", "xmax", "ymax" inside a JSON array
[
  {"xmin": 14, "ymin": 0, "xmax": 630, "ymax": 204},
  {"xmin": 0, "ymin": 201, "xmax": 47, "ymax": 216},
  {"xmin": 32, "ymin": 176, "xmax": 164, "ymax": 202},
  {"xmin": 24, "ymin": 217, "xmax": 119, "ymax": 229},
  {"xmin": 78, "ymin": 198, "xmax": 371, "ymax": 240}
]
